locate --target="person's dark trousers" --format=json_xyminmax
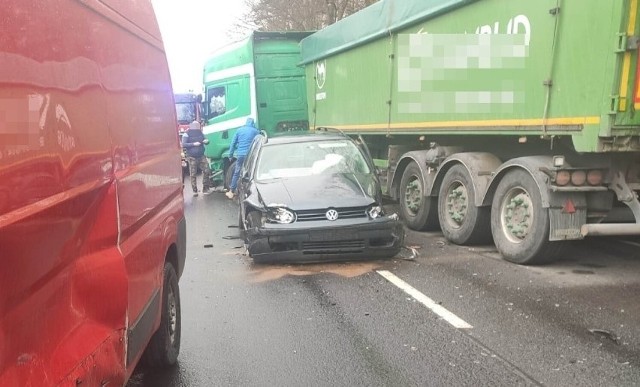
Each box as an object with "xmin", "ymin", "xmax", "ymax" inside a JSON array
[{"xmin": 188, "ymin": 156, "xmax": 212, "ymax": 193}]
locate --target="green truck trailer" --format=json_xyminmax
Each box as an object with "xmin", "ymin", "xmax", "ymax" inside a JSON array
[
  {"xmin": 201, "ymin": 31, "xmax": 312, "ymax": 186},
  {"xmin": 299, "ymin": 0, "xmax": 640, "ymax": 264}
]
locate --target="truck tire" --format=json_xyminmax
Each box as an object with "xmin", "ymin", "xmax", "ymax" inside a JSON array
[
  {"xmin": 142, "ymin": 262, "xmax": 181, "ymax": 367},
  {"xmin": 438, "ymin": 164, "xmax": 491, "ymax": 245},
  {"xmin": 490, "ymin": 169, "xmax": 563, "ymax": 265},
  {"xmin": 225, "ymin": 160, "xmax": 236, "ymax": 190},
  {"xmin": 399, "ymin": 161, "xmax": 439, "ymax": 231}
]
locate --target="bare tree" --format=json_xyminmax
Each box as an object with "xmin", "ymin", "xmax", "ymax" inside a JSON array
[{"xmin": 232, "ymin": 0, "xmax": 377, "ymax": 37}]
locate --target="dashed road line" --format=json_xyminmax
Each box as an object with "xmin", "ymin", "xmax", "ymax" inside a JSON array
[{"xmin": 377, "ymin": 270, "xmax": 473, "ymax": 329}]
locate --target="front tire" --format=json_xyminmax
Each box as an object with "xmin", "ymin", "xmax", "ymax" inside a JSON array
[
  {"xmin": 491, "ymin": 169, "xmax": 563, "ymax": 265},
  {"xmin": 438, "ymin": 164, "xmax": 491, "ymax": 245},
  {"xmin": 398, "ymin": 161, "xmax": 439, "ymax": 231},
  {"xmin": 142, "ymin": 262, "xmax": 181, "ymax": 367}
]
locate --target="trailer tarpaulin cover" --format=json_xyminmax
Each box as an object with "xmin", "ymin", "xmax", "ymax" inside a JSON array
[{"xmin": 300, "ymin": 0, "xmax": 477, "ymax": 65}]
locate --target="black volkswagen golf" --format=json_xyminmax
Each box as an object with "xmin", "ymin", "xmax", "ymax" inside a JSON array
[{"xmin": 237, "ymin": 129, "xmax": 404, "ymax": 263}]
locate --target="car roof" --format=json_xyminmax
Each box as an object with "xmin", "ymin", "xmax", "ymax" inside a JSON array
[{"xmin": 261, "ymin": 131, "xmax": 352, "ymax": 146}]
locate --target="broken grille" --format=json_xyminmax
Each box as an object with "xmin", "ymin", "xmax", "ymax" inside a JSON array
[{"xmin": 296, "ymin": 206, "xmax": 368, "ymax": 221}]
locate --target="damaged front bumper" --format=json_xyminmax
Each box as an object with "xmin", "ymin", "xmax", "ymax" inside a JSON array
[{"xmin": 245, "ymin": 215, "xmax": 405, "ymax": 263}]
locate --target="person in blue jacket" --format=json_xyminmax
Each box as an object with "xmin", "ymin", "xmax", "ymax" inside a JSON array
[{"xmin": 226, "ymin": 117, "xmax": 259, "ymax": 199}]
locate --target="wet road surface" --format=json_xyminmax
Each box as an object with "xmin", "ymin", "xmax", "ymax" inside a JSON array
[{"xmin": 129, "ymin": 182, "xmax": 640, "ymax": 386}]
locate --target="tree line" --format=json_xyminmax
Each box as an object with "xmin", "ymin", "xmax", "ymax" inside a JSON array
[{"xmin": 231, "ymin": 0, "xmax": 377, "ymax": 37}]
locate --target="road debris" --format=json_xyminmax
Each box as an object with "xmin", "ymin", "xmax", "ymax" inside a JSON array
[
  {"xmin": 587, "ymin": 328, "xmax": 620, "ymax": 345},
  {"xmin": 399, "ymin": 245, "xmax": 419, "ymax": 260}
]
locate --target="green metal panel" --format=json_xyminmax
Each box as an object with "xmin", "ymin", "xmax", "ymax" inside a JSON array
[
  {"xmin": 254, "ymin": 37, "xmax": 310, "ymax": 134},
  {"xmin": 612, "ymin": 0, "xmax": 640, "ymax": 132},
  {"xmin": 302, "ymin": 0, "xmax": 640, "ymax": 153},
  {"xmin": 203, "ymin": 37, "xmax": 254, "ymax": 73}
]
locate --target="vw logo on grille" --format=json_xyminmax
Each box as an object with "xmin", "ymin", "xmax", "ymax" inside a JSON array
[{"xmin": 325, "ymin": 209, "xmax": 339, "ymax": 221}]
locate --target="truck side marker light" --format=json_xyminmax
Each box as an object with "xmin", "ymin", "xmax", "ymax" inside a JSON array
[
  {"xmin": 570, "ymin": 170, "xmax": 587, "ymax": 186},
  {"xmin": 377, "ymin": 270, "xmax": 472, "ymax": 329},
  {"xmin": 555, "ymin": 170, "xmax": 570, "ymax": 186},
  {"xmin": 587, "ymin": 170, "xmax": 603, "ymax": 186}
]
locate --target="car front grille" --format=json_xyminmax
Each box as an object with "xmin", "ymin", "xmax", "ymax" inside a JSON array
[
  {"xmin": 302, "ymin": 240, "xmax": 365, "ymax": 254},
  {"xmin": 296, "ymin": 206, "xmax": 368, "ymax": 221}
]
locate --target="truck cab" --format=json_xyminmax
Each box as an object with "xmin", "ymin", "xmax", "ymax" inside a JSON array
[{"xmin": 174, "ymin": 92, "xmax": 203, "ymax": 133}]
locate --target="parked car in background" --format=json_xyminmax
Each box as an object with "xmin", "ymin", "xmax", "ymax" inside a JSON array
[
  {"xmin": 0, "ymin": 1, "xmax": 185, "ymax": 385},
  {"xmin": 237, "ymin": 129, "xmax": 404, "ymax": 263}
]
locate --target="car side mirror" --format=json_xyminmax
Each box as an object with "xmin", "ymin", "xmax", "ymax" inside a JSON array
[{"xmin": 201, "ymin": 101, "xmax": 209, "ymax": 120}]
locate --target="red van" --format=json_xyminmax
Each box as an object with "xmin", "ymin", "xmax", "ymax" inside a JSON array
[{"xmin": 0, "ymin": 1, "xmax": 186, "ymax": 385}]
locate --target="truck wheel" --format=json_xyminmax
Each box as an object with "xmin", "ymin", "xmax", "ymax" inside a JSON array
[
  {"xmin": 438, "ymin": 164, "xmax": 491, "ymax": 245},
  {"xmin": 491, "ymin": 169, "xmax": 563, "ymax": 264},
  {"xmin": 224, "ymin": 160, "xmax": 236, "ymax": 190},
  {"xmin": 399, "ymin": 161, "xmax": 439, "ymax": 231},
  {"xmin": 142, "ymin": 262, "xmax": 181, "ymax": 367}
]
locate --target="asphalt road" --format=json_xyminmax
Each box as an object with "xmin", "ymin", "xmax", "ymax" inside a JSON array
[{"xmin": 129, "ymin": 182, "xmax": 640, "ymax": 386}]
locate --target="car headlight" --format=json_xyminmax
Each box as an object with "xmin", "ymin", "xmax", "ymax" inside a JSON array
[
  {"xmin": 367, "ymin": 205, "xmax": 382, "ymax": 219},
  {"xmin": 267, "ymin": 207, "xmax": 296, "ymax": 224}
]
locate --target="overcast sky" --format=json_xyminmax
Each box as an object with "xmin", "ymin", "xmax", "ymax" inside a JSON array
[{"xmin": 151, "ymin": 0, "xmax": 248, "ymax": 94}]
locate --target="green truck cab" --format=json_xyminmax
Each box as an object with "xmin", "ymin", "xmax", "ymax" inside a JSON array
[{"xmin": 201, "ymin": 31, "xmax": 312, "ymax": 187}]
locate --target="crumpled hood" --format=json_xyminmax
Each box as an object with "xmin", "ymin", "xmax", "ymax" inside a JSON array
[{"xmin": 255, "ymin": 173, "xmax": 379, "ymax": 210}]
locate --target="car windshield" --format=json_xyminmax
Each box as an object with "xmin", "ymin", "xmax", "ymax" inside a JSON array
[{"xmin": 256, "ymin": 139, "xmax": 370, "ymax": 181}]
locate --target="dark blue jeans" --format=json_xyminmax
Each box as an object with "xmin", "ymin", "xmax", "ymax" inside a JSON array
[{"xmin": 230, "ymin": 155, "xmax": 246, "ymax": 192}]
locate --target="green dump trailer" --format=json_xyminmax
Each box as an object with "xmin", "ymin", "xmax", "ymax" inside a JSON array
[
  {"xmin": 201, "ymin": 31, "xmax": 311, "ymax": 186},
  {"xmin": 300, "ymin": 0, "xmax": 640, "ymax": 264}
]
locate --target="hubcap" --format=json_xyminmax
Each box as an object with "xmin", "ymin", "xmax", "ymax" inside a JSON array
[
  {"xmin": 445, "ymin": 181, "xmax": 468, "ymax": 229},
  {"xmin": 500, "ymin": 187, "xmax": 533, "ymax": 243},
  {"xmin": 404, "ymin": 175, "xmax": 422, "ymax": 216},
  {"xmin": 168, "ymin": 286, "xmax": 177, "ymax": 343}
]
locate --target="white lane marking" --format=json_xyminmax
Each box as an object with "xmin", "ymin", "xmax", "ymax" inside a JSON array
[
  {"xmin": 377, "ymin": 270, "xmax": 473, "ymax": 329},
  {"xmin": 619, "ymin": 239, "xmax": 640, "ymax": 248}
]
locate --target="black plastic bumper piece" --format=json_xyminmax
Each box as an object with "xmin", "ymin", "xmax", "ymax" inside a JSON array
[{"xmin": 246, "ymin": 217, "xmax": 404, "ymax": 264}]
